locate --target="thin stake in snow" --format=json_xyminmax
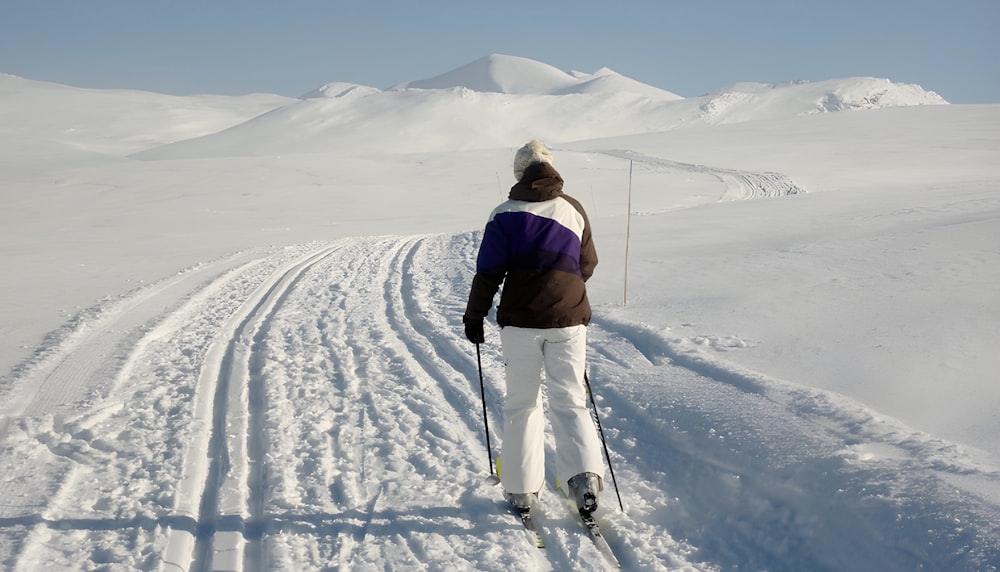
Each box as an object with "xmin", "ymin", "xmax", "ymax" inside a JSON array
[{"xmin": 624, "ymin": 159, "xmax": 633, "ymax": 307}]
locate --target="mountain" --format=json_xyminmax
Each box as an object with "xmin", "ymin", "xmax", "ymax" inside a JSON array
[
  {"xmin": 392, "ymin": 53, "xmax": 579, "ymax": 94},
  {"xmin": 390, "ymin": 54, "xmax": 683, "ymax": 99},
  {"xmin": 128, "ymin": 55, "xmax": 947, "ymax": 160},
  {"xmin": 3, "ymin": 55, "xmax": 947, "ymax": 161}
]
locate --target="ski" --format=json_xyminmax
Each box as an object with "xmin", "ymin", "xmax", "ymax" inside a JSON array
[
  {"xmin": 556, "ymin": 479, "xmax": 621, "ymax": 568},
  {"xmin": 516, "ymin": 506, "xmax": 545, "ymax": 549},
  {"xmin": 493, "ymin": 458, "xmax": 544, "ymax": 549},
  {"xmin": 579, "ymin": 509, "xmax": 621, "ymax": 568}
]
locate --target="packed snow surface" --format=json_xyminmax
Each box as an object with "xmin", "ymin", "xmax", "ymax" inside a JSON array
[{"xmin": 1, "ymin": 55, "xmax": 997, "ymax": 571}]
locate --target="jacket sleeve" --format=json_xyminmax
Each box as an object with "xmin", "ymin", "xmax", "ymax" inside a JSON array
[
  {"xmin": 579, "ymin": 209, "xmax": 598, "ymax": 282},
  {"xmin": 464, "ymin": 220, "xmax": 508, "ymax": 320},
  {"xmin": 464, "ymin": 271, "xmax": 503, "ymax": 321}
]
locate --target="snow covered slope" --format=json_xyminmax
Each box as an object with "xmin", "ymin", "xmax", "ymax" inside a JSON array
[
  {"xmin": 391, "ymin": 53, "xmax": 683, "ymax": 99},
  {"xmin": 0, "ymin": 73, "xmax": 293, "ymax": 156}
]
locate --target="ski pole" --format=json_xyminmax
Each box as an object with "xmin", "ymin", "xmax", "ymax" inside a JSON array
[
  {"xmin": 584, "ymin": 370, "xmax": 624, "ymax": 512},
  {"xmin": 476, "ymin": 343, "xmax": 498, "ymax": 482}
]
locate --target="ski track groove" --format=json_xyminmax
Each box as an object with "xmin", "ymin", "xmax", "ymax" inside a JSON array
[
  {"xmin": 384, "ymin": 235, "xmax": 497, "ymax": 465},
  {"xmin": 344, "ymin": 236, "xmax": 489, "ymax": 567},
  {"xmin": 243, "ymin": 246, "xmax": 347, "ymax": 571},
  {"xmin": 185, "ymin": 245, "xmax": 343, "ymax": 572},
  {"xmin": 254, "ymin": 238, "xmax": 412, "ymax": 567},
  {"xmin": 1, "ymin": 251, "xmax": 281, "ymax": 572}
]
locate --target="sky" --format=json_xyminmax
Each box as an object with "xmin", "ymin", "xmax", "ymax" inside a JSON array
[{"xmin": 1, "ymin": 0, "xmax": 998, "ymax": 104}]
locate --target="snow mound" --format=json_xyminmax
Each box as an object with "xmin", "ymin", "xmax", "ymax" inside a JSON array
[
  {"xmin": 699, "ymin": 78, "xmax": 948, "ymax": 124},
  {"xmin": 813, "ymin": 77, "xmax": 948, "ymax": 111}
]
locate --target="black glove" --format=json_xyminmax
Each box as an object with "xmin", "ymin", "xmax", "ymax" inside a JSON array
[{"xmin": 463, "ymin": 316, "xmax": 485, "ymax": 344}]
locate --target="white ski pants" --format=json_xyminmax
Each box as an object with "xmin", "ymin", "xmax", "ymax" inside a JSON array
[{"xmin": 499, "ymin": 325, "xmax": 605, "ymax": 494}]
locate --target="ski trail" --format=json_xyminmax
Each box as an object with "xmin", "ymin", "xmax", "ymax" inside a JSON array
[
  {"xmin": 597, "ymin": 149, "xmax": 805, "ymax": 202},
  {"xmin": 250, "ymin": 235, "xmax": 564, "ymax": 570},
  {"xmin": 0, "ymin": 243, "xmax": 329, "ymax": 571},
  {"xmin": 15, "ymin": 228, "xmax": 994, "ymax": 570},
  {"xmin": 384, "ymin": 236, "xmax": 501, "ymax": 456},
  {"xmin": 0, "ymin": 250, "xmax": 275, "ymax": 572},
  {"xmin": 4, "ymin": 233, "xmax": 706, "ymax": 572},
  {"xmin": 172, "ymin": 245, "xmax": 343, "ymax": 572}
]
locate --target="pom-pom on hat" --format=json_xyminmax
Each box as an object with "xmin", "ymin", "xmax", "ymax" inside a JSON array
[{"xmin": 513, "ymin": 139, "xmax": 554, "ymax": 181}]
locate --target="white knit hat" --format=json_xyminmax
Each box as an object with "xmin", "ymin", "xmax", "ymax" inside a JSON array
[{"xmin": 513, "ymin": 139, "xmax": 554, "ymax": 181}]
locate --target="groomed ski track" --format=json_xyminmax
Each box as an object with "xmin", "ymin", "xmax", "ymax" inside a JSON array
[{"xmin": 1, "ymin": 229, "xmax": 998, "ymax": 570}]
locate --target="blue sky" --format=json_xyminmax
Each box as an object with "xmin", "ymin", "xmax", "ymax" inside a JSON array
[{"xmin": 1, "ymin": 0, "xmax": 997, "ymax": 103}]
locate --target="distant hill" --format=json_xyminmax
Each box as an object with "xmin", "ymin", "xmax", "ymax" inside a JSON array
[
  {"xmin": 390, "ymin": 54, "xmax": 683, "ymax": 99},
  {"xmin": 0, "ymin": 54, "xmax": 949, "ymax": 160},
  {"xmin": 0, "ymin": 73, "xmax": 293, "ymax": 155},
  {"xmin": 134, "ymin": 55, "xmax": 946, "ymax": 159}
]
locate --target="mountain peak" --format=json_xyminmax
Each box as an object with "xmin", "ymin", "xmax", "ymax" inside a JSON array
[
  {"xmin": 392, "ymin": 54, "xmax": 578, "ymax": 95},
  {"xmin": 300, "ymin": 81, "xmax": 380, "ymax": 100}
]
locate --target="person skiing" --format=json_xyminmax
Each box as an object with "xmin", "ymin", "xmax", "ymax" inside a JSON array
[{"xmin": 463, "ymin": 139, "xmax": 605, "ymax": 516}]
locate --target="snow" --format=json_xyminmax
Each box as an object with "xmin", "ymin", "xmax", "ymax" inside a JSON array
[
  {"xmin": 390, "ymin": 54, "xmax": 682, "ymax": 100},
  {"xmin": 1, "ymin": 55, "xmax": 998, "ymax": 571}
]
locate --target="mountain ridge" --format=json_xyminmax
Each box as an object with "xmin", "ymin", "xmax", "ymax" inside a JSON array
[
  {"xmin": 133, "ymin": 54, "xmax": 948, "ymax": 159},
  {"xmin": 0, "ymin": 55, "xmax": 949, "ymax": 159},
  {"xmin": 389, "ymin": 53, "xmax": 684, "ymax": 99}
]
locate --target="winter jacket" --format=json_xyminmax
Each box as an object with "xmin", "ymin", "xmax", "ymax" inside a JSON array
[{"xmin": 465, "ymin": 162, "xmax": 597, "ymax": 329}]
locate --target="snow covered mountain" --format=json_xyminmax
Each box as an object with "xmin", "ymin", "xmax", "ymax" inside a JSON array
[
  {"xmin": 390, "ymin": 53, "xmax": 684, "ymax": 99},
  {"xmin": 1, "ymin": 56, "xmax": 947, "ymax": 161},
  {"xmin": 0, "ymin": 73, "xmax": 293, "ymax": 156},
  {"xmin": 126, "ymin": 54, "xmax": 946, "ymax": 159}
]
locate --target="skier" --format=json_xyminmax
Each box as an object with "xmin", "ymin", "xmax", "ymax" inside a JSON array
[{"xmin": 464, "ymin": 139, "xmax": 605, "ymax": 516}]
